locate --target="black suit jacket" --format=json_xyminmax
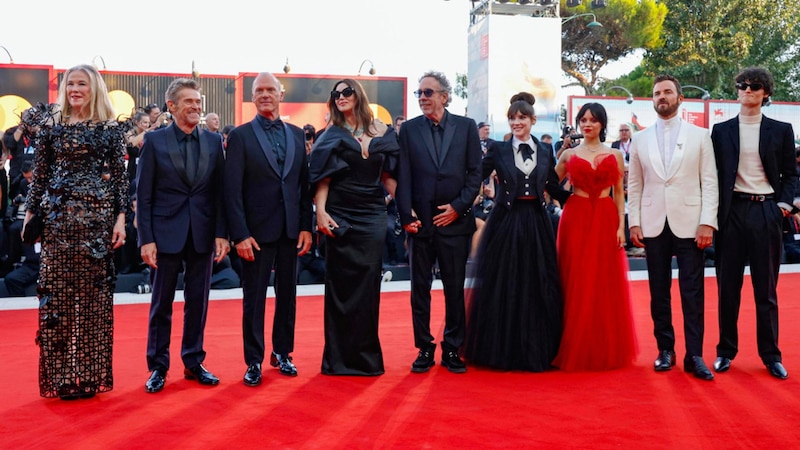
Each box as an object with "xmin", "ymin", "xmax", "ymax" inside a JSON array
[
  {"xmin": 396, "ymin": 111, "xmax": 482, "ymax": 237},
  {"xmin": 711, "ymin": 115, "xmax": 798, "ymax": 227},
  {"xmin": 136, "ymin": 123, "xmax": 227, "ymax": 254},
  {"xmin": 483, "ymin": 136, "xmax": 565, "ymax": 210},
  {"xmin": 224, "ymin": 118, "xmax": 312, "ymax": 244}
]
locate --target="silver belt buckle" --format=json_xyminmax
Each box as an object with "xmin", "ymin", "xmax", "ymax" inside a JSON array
[{"xmin": 751, "ymin": 194, "xmax": 766, "ymax": 202}]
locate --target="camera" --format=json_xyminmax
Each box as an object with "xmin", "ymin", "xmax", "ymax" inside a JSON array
[{"xmin": 562, "ymin": 126, "xmax": 583, "ymax": 141}]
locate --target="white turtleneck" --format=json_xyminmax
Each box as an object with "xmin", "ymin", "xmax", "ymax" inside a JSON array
[{"xmin": 735, "ymin": 113, "xmax": 773, "ymax": 195}]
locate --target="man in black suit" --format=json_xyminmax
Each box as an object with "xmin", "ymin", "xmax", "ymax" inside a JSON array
[
  {"xmin": 137, "ymin": 78, "xmax": 230, "ymax": 393},
  {"xmin": 711, "ymin": 67, "xmax": 797, "ymax": 380},
  {"xmin": 225, "ymin": 72, "xmax": 313, "ymax": 386},
  {"xmin": 396, "ymin": 71, "xmax": 482, "ymax": 374}
]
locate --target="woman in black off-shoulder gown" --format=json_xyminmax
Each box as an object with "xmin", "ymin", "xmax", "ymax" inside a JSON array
[{"xmin": 310, "ymin": 79, "xmax": 398, "ymax": 376}]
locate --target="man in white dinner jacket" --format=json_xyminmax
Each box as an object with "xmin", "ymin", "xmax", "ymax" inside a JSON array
[{"xmin": 627, "ymin": 74, "xmax": 719, "ymax": 381}]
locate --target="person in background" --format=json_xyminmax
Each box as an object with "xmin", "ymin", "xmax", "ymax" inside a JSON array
[
  {"xmin": 1, "ymin": 242, "xmax": 40, "ymax": 297},
  {"xmin": 303, "ymin": 124, "xmax": 316, "ymax": 154},
  {"xmin": 143, "ymin": 103, "xmax": 168, "ymax": 131},
  {"xmin": 137, "ymin": 78, "xmax": 229, "ymax": 393},
  {"xmin": 711, "ymin": 67, "xmax": 797, "ymax": 380},
  {"xmin": 204, "ymin": 112, "xmax": 220, "ymax": 134},
  {"xmin": 396, "ymin": 71, "xmax": 482, "ymax": 374},
  {"xmin": 221, "ymin": 124, "xmax": 236, "ymax": 148},
  {"xmin": 477, "ymin": 122, "xmax": 493, "ymax": 154},
  {"xmin": 125, "ymin": 111, "xmax": 150, "ymax": 189},
  {"xmin": 554, "ymin": 102, "xmax": 638, "ymax": 372},
  {"xmin": 394, "ymin": 116, "xmax": 405, "ymax": 133},
  {"xmin": 310, "ymin": 78, "xmax": 399, "ymax": 376},
  {"xmin": 540, "ymin": 133, "xmax": 554, "ymax": 158},
  {"xmin": 23, "ymin": 64, "xmax": 129, "ymax": 399},
  {"xmin": 611, "ymin": 123, "xmax": 633, "ymax": 163}
]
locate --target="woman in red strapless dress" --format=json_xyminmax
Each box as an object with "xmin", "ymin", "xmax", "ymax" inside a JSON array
[{"xmin": 553, "ymin": 102, "xmax": 638, "ymax": 371}]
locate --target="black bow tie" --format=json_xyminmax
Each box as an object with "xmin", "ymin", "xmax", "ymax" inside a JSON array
[
  {"xmin": 519, "ymin": 143, "xmax": 534, "ymax": 161},
  {"xmin": 263, "ymin": 119, "xmax": 283, "ymax": 131}
]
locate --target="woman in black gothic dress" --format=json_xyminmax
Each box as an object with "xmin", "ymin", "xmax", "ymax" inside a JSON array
[
  {"xmin": 310, "ymin": 79, "xmax": 398, "ymax": 375},
  {"xmin": 23, "ymin": 64, "xmax": 129, "ymax": 399},
  {"xmin": 464, "ymin": 97, "xmax": 563, "ymax": 371}
]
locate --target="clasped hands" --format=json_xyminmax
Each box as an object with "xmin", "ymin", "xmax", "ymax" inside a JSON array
[{"xmin": 403, "ymin": 204, "xmax": 457, "ymax": 234}]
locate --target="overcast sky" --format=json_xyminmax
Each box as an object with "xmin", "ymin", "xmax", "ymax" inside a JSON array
[{"xmin": 3, "ymin": 0, "xmax": 637, "ymax": 115}]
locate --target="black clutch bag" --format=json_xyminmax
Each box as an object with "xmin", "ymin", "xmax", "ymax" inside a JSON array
[
  {"xmin": 328, "ymin": 215, "xmax": 352, "ymax": 238},
  {"xmin": 22, "ymin": 213, "xmax": 44, "ymax": 245}
]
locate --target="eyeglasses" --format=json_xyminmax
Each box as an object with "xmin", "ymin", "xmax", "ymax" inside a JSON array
[
  {"xmin": 736, "ymin": 82, "xmax": 764, "ymax": 91},
  {"xmin": 414, "ymin": 89, "xmax": 444, "ymax": 99},
  {"xmin": 619, "ymin": 128, "xmax": 630, "ymax": 132},
  {"xmin": 330, "ymin": 86, "xmax": 356, "ymax": 100}
]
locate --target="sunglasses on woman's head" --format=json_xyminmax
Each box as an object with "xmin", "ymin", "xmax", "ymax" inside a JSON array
[{"xmin": 331, "ymin": 86, "xmax": 356, "ymax": 100}]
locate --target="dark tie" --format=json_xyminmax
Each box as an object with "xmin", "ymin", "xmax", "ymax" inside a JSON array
[
  {"xmin": 264, "ymin": 119, "xmax": 286, "ymax": 170},
  {"xmin": 432, "ymin": 123, "xmax": 443, "ymax": 161},
  {"xmin": 263, "ymin": 119, "xmax": 283, "ymax": 131},
  {"xmin": 184, "ymin": 134, "xmax": 198, "ymax": 183},
  {"xmin": 519, "ymin": 143, "xmax": 534, "ymax": 162}
]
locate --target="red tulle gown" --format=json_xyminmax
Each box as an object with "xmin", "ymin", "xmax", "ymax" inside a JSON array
[{"xmin": 554, "ymin": 153, "xmax": 638, "ymax": 371}]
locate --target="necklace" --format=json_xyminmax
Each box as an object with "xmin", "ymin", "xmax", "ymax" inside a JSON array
[
  {"xmin": 582, "ymin": 144, "xmax": 605, "ymax": 153},
  {"xmin": 343, "ymin": 123, "xmax": 364, "ymax": 142}
]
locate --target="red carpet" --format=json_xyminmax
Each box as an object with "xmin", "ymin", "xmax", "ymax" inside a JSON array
[{"xmin": 1, "ymin": 274, "xmax": 799, "ymax": 449}]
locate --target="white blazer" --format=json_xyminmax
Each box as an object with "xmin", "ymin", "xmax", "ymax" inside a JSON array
[{"xmin": 627, "ymin": 118, "xmax": 719, "ymax": 239}]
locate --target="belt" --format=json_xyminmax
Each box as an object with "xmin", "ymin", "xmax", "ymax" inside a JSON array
[
  {"xmin": 734, "ymin": 192, "xmax": 774, "ymax": 202},
  {"xmin": 516, "ymin": 196, "xmax": 539, "ymax": 201}
]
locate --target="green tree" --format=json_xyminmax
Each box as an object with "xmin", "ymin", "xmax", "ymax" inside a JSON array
[
  {"xmin": 454, "ymin": 72, "xmax": 468, "ymax": 100},
  {"xmin": 596, "ymin": 65, "xmax": 653, "ymax": 98},
  {"xmin": 644, "ymin": 0, "xmax": 800, "ymax": 101},
  {"xmin": 561, "ymin": 0, "xmax": 667, "ymax": 94}
]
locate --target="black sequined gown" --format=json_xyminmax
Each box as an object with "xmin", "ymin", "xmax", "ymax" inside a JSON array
[{"xmin": 25, "ymin": 109, "xmax": 129, "ymax": 398}]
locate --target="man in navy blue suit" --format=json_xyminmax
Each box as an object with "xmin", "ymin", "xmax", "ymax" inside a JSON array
[
  {"xmin": 396, "ymin": 71, "xmax": 482, "ymax": 373},
  {"xmin": 224, "ymin": 73, "xmax": 313, "ymax": 386},
  {"xmin": 137, "ymin": 78, "xmax": 230, "ymax": 393}
]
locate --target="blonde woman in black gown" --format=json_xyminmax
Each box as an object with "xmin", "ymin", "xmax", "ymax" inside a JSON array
[{"xmin": 23, "ymin": 64, "xmax": 128, "ymax": 399}]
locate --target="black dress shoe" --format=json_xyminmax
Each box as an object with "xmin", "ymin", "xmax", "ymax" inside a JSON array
[
  {"xmin": 654, "ymin": 350, "xmax": 676, "ymax": 371},
  {"xmin": 766, "ymin": 362, "xmax": 788, "ymax": 380},
  {"xmin": 184, "ymin": 364, "xmax": 220, "ymax": 385},
  {"xmin": 441, "ymin": 350, "xmax": 467, "ymax": 374},
  {"xmin": 684, "ymin": 356, "xmax": 714, "ymax": 380},
  {"xmin": 411, "ymin": 348, "xmax": 435, "ymax": 373},
  {"xmin": 145, "ymin": 368, "xmax": 167, "ymax": 393},
  {"xmin": 243, "ymin": 363, "xmax": 262, "ymax": 386},
  {"xmin": 270, "ymin": 352, "xmax": 298, "ymax": 377},
  {"xmin": 713, "ymin": 356, "xmax": 732, "ymax": 373}
]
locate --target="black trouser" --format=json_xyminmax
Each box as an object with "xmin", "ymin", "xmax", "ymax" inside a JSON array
[
  {"xmin": 409, "ymin": 233, "xmax": 469, "ymax": 352},
  {"xmin": 716, "ymin": 198, "xmax": 783, "ymax": 363},
  {"xmin": 644, "ymin": 221, "xmax": 706, "ymax": 359}
]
